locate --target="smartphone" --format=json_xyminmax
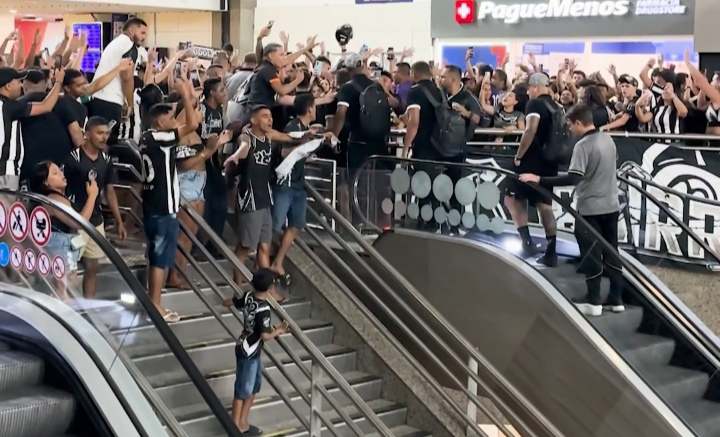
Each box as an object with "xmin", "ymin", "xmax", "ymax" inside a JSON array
[
  {"xmin": 190, "ymin": 70, "xmax": 200, "ymax": 88},
  {"xmin": 174, "ymin": 62, "xmax": 182, "ymax": 79},
  {"xmin": 178, "ymin": 42, "xmax": 187, "ymax": 50},
  {"xmin": 467, "ymin": 47, "xmax": 474, "ymax": 59},
  {"xmin": 387, "ymin": 47, "xmax": 395, "ymax": 61},
  {"xmin": 313, "ymin": 60, "xmax": 323, "ymax": 76},
  {"xmin": 360, "ymin": 44, "xmax": 369, "ymax": 55},
  {"xmin": 268, "ymin": 20, "xmax": 275, "ymax": 29}
]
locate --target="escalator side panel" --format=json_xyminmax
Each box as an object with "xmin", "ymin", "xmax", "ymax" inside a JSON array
[
  {"xmin": 374, "ymin": 230, "xmax": 691, "ymax": 437},
  {"xmin": 0, "ymin": 288, "xmax": 167, "ymax": 436}
]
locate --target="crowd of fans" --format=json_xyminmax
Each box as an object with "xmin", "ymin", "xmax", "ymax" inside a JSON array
[{"xmin": 2, "ymin": 17, "xmax": 720, "ymax": 434}]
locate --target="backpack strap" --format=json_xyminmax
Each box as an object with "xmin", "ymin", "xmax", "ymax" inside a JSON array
[{"xmin": 419, "ymin": 84, "xmax": 443, "ymax": 109}]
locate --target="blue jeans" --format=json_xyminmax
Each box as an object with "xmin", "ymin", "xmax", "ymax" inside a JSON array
[
  {"xmin": 272, "ymin": 187, "xmax": 307, "ymax": 234},
  {"xmin": 234, "ymin": 347, "xmax": 262, "ymax": 400},
  {"xmin": 45, "ymin": 231, "xmax": 82, "ymax": 272},
  {"xmin": 143, "ymin": 215, "xmax": 179, "ymax": 269}
]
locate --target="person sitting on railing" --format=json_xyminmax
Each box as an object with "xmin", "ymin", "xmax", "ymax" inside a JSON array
[
  {"xmin": 223, "ymin": 268, "xmax": 288, "ymax": 435},
  {"xmin": 62, "ymin": 116, "xmax": 127, "ymax": 299},
  {"xmin": 139, "ymin": 77, "xmax": 199, "ymax": 323},
  {"xmin": 29, "ymin": 161, "xmax": 98, "ymax": 301},
  {"xmin": 520, "ymin": 104, "xmax": 624, "ymax": 317}
]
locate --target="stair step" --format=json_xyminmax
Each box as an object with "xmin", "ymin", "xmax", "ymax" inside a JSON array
[
  {"xmin": 363, "ymin": 424, "xmax": 431, "ymax": 437},
  {"xmin": 136, "ymin": 342, "xmax": 357, "ymax": 388},
  {"xmin": 589, "ymin": 306, "xmax": 644, "ymax": 338},
  {"xmin": 638, "ymin": 364, "xmax": 710, "ymax": 403},
  {"xmin": 0, "ymin": 351, "xmax": 44, "ymax": 392},
  {"xmin": 161, "ymin": 370, "xmax": 379, "ymax": 421},
  {"xmin": 673, "ymin": 398, "xmax": 720, "ymax": 437},
  {"xmin": 0, "ymin": 385, "xmax": 76, "ymax": 437},
  {"xmin": 615, "ymin": 333, "xmax": 676, "ymax": 366},
  {"xmin": 185, "ymin": 398, "xmax": 407, "ymax": 437}
]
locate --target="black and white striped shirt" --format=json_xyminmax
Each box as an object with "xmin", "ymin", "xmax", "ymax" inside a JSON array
[
  {"xmin": 140, "ymin": 129, "xmax": 180, "ymax": 216},
  {"xmin": 652, "ymin": 104, "xmax": 681, "ymax": 135},
  {"xmin": 0, "ymin": 96, "xmax": 31, "ymax": 177}
]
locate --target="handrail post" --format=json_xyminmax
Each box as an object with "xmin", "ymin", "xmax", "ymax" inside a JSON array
[
  {"xmin": 467, "ymin": 355, "xmax": 478, "ymax": 436},
  {"xmin": 310, "ymin": 360, "xmax": 323, "ymax": 437}
]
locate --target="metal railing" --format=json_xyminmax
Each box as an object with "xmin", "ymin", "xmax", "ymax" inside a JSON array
[
  {"xmin": 304, "ymin": 181, "xmax": 560, "ymax": 437},
  {"xmin": 350, "ymin": 155, "xmax": 720, "ymax": 433},
  {"xmin": 114, "ymin": 184, "xmax": 393, "ymax": 437},
  {"xmin": 0, "ymin": 189, "xmax": 241, "ymax": 437}
]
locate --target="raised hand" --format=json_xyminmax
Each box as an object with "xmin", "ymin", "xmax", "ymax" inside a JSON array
[
  {"xmin": 86, "ymin": 179, "xmax": 99, "ymax": 199},
  {"xmin": 118, "ymin": 58, "xmax": 134, "ymax": 72},
  {"xmin": 646, "ymin": 57, "xmax": 656, "ymax": 68},
  {"xmin": 279, "ymin": 31, "xmax": 289, "ymax": 46},
  {"xmin": 258, "ymin": 24, "xmax": 272, "ymax": 39},
  {"xmin": 608, "ymin": 64, "xmax": 617, "ymax": 76}
]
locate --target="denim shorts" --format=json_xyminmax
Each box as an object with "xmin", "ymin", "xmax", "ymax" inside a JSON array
[
  {"xmin": 143, "ymin": 215, "xmax": 179, "ymax": 269},
  {"xmin": 234, "ymin": 346, "xmax": 262, "ymax": 400},
  {"xmin": 45, "ymin": 231, "xmax": 83, "ymax": 272},
  {"xmin": 178, "ymin": 170, "xmax": 207, "ymax": 204},
  {"xmin": 272, "ymin": 187, "xmax": 307, "ymax": 234}
]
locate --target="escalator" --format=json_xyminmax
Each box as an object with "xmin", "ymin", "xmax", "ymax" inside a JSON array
[{"xmin": 322, "ymin": 155, "xmax": 720, "ymax": 436}]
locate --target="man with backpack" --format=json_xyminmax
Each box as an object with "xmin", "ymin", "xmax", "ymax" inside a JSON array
[
  {"xmin": 505, "ymin": 73, "xmax": 563, "ymax": 267},
  {"xmin": 331, "ymin": 52, "xmax": 392, "ymax": 173}
]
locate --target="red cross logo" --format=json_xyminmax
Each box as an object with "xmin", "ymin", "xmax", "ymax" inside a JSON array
[{"xmin": 456, "ymin": 0, "xmax": 476, "ymax": 25}]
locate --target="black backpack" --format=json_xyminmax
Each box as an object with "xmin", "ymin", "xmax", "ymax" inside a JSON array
[
  {"xmin": 420, "ymin": 85, "xmax": 468, "ymax": 158},
  {"xmin": 352, "ymin": 81, "xmax": 391, "ymax": 140},
  {"xmin": 541, "ymin": 99, "xmax": 573, "ymax": 165}
]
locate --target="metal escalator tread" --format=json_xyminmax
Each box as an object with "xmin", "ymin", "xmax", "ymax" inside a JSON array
[
  {"xmin": 363, "ymin": 424, "xmax": 432, "ymax": 437},
  {"xmin": 638, "ymin": 363, "xmax": 709, "ymax": 401},
  {"xmin": 613, "ymin": 332, "xmax": 676, "ymax": 364},
  {"xmin": 0, "ymin": 351, "xmax": 44, "ymax": 392},
  {"xmin": 674, "ymin": 398, "xmax": 720, "ymax": 437},
  {"xmin": 0, "ymin": 385, "xmax": 75, "ymax": 437}
]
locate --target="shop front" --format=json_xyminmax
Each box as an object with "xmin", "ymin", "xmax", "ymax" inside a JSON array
[{"xmin": 431, "ymin": 0, "xmax": 696, "ymax": 81}]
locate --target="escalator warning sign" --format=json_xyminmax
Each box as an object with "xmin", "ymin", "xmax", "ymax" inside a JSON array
[
  {"xmin": 30, "ymin": 207, "xmax": 51, "ymax": 247},
  {"xmin": 52, "ymin": 256, "xmax": 65, "ymax": 280},
  {"xmin": 10, "ymin": 246, "xmax": 22, "ymax": 270},
  {"xmin": 37, "ymin": 252, "xmax": 50, "ymax": 277},
  {"xmin": 9, "ymin": 203, "xmax": 28, "ymax": 243},
  {"xmin": 0, "ymin": 202, "xmax": 6, "ymax": 237}
]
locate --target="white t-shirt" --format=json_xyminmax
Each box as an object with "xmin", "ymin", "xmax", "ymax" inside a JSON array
[{"xmin": 92, "ymin": 34, "xmax": 134, "ymax": 106}]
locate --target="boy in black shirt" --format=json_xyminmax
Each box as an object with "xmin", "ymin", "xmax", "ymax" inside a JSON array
[
  {"xmin": 140, "ymin": 78, "xmax": 199, "ymax": 322},
  {"xmin": 225, "ymin": 268, "xmax": 287, "ymax": 435},
  {"xmin": 63, "ymin": 116, "xmax": 126, "ymax": 298}
]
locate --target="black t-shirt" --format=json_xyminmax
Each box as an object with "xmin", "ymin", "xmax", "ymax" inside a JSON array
[
  {"xmin": 63, "ymin": 147, "xmax": 116, "ymax": 226},
  {"xmin": 247, "ymin": 61, "xmax": 279, "ymax": 107},
  {"xmin": 198, "ymin": 101, "xmax": 226, "ymax": 189},
  {"xmin": 447, "ymin": 86, "xmax": 482, "ymax": 140},
  {"xmin": 275, "ymin": 118, "xmax": 308, "ymax": 190},
  {"xmin": 19, "ymin": 92, "xmax": 73, "ymax": 180},
  {"xmin": 233, "ymin": 291, "xmax": 272, "ymax": 359},
  {"xmin": 406, "ymin": 79, "xmax": 443, "ymax": 159},
  {"xmin": 336, "ymin": 74, "xmax": 376, "ymax": 143},
  {"xmin": 236, "ymin": 128, "xmax": 275, "ymax": 213},
  {"xmin": 623, "ymin": 99, "xmax": 641, "ymax": 132},
  {"xmin": 521, "ymin": 94, "xmax": 558, "ymax": 176},
  {"xmin": 55, "ymin": 94, "xmax": 88, "ymax": 133},
  {"xmin": 590, "ymin": 104, "xmax": 611, "ymax": 128},
  {"xmin": 140, "ymin": 129, "xmax": 180, "ymax": 216}
]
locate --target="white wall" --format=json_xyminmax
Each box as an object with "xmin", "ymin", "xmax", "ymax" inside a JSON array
[
  {"xmin": 254, "ymin": 0, "xmax": 433, "ymax": 63},
  {"xmin": 72, "ymin": 0, "xmax": 224, "ymax": 11}
]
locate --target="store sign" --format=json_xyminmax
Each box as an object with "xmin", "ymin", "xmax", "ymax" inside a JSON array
[
  {"xmin": 434, "ymin": 0, "xmax": 694, "ymax": 38},
  {"xmin": 472, "ymin": 0, "xmax": 686, "ymax": 24}
]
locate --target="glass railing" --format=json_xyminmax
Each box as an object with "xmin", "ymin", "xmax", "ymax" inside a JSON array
[
  {"xmin": 0, "ymin": 189, "xmax": 241, "ymax": 437},
  {"xmin": 349, "ymin": 155, "xmax": 720, "ymax": 436}
]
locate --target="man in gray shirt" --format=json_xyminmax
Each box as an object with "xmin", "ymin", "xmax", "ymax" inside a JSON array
[{"xmin": 520, "ymin": 104, "xmax": 624, "ymax": 317}]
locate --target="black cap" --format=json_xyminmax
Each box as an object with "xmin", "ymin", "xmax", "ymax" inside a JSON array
[
  {"xmin": 24, "ymin": 69, "xmax": 49, "ymax": 84},
  {"xmin": 659, "ymin": 69, "xmax": 676, "ymax": 84},
  {"xmin": 617, "ymin": 74, "xmax": 638, "ymax": 87},
  {"xmin": 251, "ymin": 268, "xmax": 278, "ymax": 292},
  {"xmin": 0, "ymin": 68, "xmax": 27, "ymax": 87}
]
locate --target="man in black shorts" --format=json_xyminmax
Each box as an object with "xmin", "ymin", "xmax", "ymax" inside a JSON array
[{"xmin": 505, "ymin": 73, "xmax": 558, "ymax": 266}]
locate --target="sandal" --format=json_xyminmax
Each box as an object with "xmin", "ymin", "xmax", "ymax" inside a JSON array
[
  {"xmin": 242, "ymin": 425, "xmax": 262, "ymax": 436},
  {"xmin": 279, "ymin": 273, "xmax": 292, "ymax": 288},
  {"xmin": 162, "ymin": 309, "xmax": 180, "ymax": 323}
]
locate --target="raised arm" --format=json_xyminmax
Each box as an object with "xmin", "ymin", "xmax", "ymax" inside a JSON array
[
  {"xmin": 639, "ymin": 58, "xmax": 655, "ymax": 89},
  {"xmin": 685, "ymin": 50, "xmax": 720, "ymax": 106},
  {"xmin": 176, "ymin": 78, "xmax": 201, "ymax": 137},
  {"xmin": 24, "ymin": 29, "xmax": 42, "ymax": 68}
]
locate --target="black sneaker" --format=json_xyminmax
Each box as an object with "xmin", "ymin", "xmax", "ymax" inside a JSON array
[
  {"xmin": 536, "ymin": 253, "xmax": 558, "ymax": 267},
  {"xmin": 572, "ymin": 297, "xmax": 603, "ymax": 317},
  {"xmin": 521, "ymin": 243, "xmax": 541, "ymax": 258},
  {"xmin": 603, "ymin": 298, "xmax": 626, "ymax": 313}
]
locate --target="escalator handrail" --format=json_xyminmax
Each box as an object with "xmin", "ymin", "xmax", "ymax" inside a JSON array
[
  {"xmin": 306, "ymin": 181, "xmax": 561, "ymax": 437},
  {"xmin": 179, "ymin": 205, "xmax": 395, "ymax": 437},
  {"xmin": 349, "ymin": 155, "xmax": 719, "ymax": 430},
  {"xmin": 0, "ymin": 189, "xmax": 242, "ymax": 437}
]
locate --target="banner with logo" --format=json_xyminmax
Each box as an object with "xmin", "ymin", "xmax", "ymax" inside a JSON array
[
  {"xmin": 434, "ymin": 0, "xmax": 695, "ymax": 39},
  {"xmin": 468, "ymin": 138, "xmax": 720, "ymax": 266}
]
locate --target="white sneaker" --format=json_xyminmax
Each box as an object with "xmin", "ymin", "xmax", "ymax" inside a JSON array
[
  {"xmin": 604, "ymin": 304, "xmax": 626, "ymax": 313},
  {"xmin": 575, "ymin": 302, "xmax": 602, "ymax": 317}
]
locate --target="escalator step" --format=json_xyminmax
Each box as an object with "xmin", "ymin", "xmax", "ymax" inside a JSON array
[
  {"xmin": 0, "ymin": 342, "xmax": 9, "ymax": 352},
  {"xmin": 0, "ymin": 385, "xmax": 75, "ymax": 437},
  {"xmin": 0, "ymin": 351, "xmax": 44, "ymax": 392}
]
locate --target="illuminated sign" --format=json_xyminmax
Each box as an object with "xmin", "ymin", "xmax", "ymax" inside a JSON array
[
  {"xmin": 72, "ymin": 22, "xmax": 103, "ymax": 73},
  {"xmin": 475, "ymin": 0, "xmax": 686, "ymax": 24}
]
